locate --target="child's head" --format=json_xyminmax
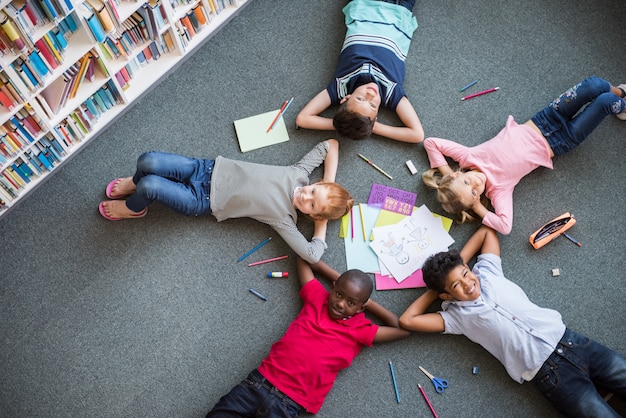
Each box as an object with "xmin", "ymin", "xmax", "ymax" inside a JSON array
[
  {"xmin": 333, "ymin": 82, "xmax": 381, "ymax": 140},
  {"xmin": 422, "ymin": 169, "xmax": 487, "ymax": 224},
  {"xmin": 328, "ymin": 269, "xmax": 374, "ymax": 320},
  {"xmin": 293, "ymin": 182, "xmax": 354, "ymax": 221},
  {"xmin": 422, "ymin": 249, "xmax": 481, "ymax": 301}
]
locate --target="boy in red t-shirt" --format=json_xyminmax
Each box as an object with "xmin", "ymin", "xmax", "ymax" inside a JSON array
[{"xmin": 206, "ymin": 257, "xmax": 410, "ymax": 417}]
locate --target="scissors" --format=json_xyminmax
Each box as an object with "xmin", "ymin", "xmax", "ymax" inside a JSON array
[{"xmin": 419, "ymin": 366, "xmax": 449, "ymax": 394}]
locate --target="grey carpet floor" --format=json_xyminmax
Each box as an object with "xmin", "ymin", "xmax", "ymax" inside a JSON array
[{"xmin": 1, "ymin": 0, "xmax": 625, "ymax": 417}]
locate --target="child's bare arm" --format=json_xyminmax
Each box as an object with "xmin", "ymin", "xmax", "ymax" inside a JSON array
[
  {"xmin": 372, "ymin": 97, "xmax": 424, "ymax": 143},
  {"xmin": 308, "ymin": 258, "xmax": 341, "ymax": 282},
  {"xmin": 296, "ymin": 90, "xmax": 335, "ymax": 131},
  {"xmin": 296, "ymin": 256, "xmax": 317, "ymax": 287},
  {"xmin": 367, "ymin": 299, "xmax": 411, "ymax": 342},
  {"xmin": 459, "ymin": 225, "xmax": 500, "ymax": 263},
  {"xmin": 399, "ymin": 289, "xmax": 445, "ymax": 333},
  {"xmin": 322, "ymin": 139, "xmax": 339, "ymax": 183}
]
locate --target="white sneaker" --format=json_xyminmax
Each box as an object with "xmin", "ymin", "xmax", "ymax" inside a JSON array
[{"xmin": 617, "ymin": 84, "xmax": 626, "ymax": 120}]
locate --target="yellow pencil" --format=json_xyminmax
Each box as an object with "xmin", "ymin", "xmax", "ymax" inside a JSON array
[{"xmin": 359, "ymin": 203, "xmax": 367, "ymax": 241}]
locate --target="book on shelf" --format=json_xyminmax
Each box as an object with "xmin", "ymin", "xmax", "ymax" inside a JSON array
[
  {"xmin": 84, "ymin": 0, "xmax": 116, "ymax": 33},
  {"xmin": 179, "ymin": 14, "xmax": 195, "ymax": 38},
  {"xmin": 33, "ymin": 39, "xmax": 61, "ymax": 69},
  {"xmin": 0, "ymin": 88, "xmax": 16, "ymax": 110},
  {"xmin": 0, "ymin": 10, "xmax": 30, "ymax": 52},
  {"xmin": 192, "ymin": 3, "xmax": 207, "ymax": 27},
  {"xmin": 39, "ymin": 72, "xmax": 71, "ymax": 114},
  {"xmin": 83, "ymin": 7, "xmax": 107, "ymax": 42},
  {"xmin": 37, "ymin": 0, "xmax": 61, "ymax": 22},
  {"xmin": 68, "ymin": 54, "xmax": 91, "ymax": 99},
  {"xmin": 27, "ymin": 49, "xmax": 52, "ymax": 80}
]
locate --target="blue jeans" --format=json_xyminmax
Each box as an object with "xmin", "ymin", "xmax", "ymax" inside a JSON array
[
  {"xmin": 125, "ymin": 151, "xmax": 214, "ymax": 216},
  {"xmin": 531, "ymin": 76, "xmax": 626, "ymax": 156},
  {"xmin": 532, "ymin": 328, "xmax": 626, "ymax": 417},
  {"xmin": 206, "ymin": 369, "xmax": 304, "ymax": 418}
]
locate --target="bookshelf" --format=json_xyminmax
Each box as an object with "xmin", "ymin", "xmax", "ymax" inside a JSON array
[{"xmin": 0, "ymin": 0, "xmax": 250, "ymax": 218}]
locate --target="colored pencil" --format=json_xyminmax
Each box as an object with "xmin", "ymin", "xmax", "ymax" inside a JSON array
[
  {"xmin": 358, "ymin": 153, "xmax": 393, "ymax": 180},
  {"xmin": 459, "ymin": 79, "xmax": 478, "ymax": 92},
  {"xmin": 418, "ymin": 384, "xmax": 438, "ymax": 418},
  {"xmin": 461, "ymin": 87, "xmax": 499, "ymax": 101},
  {"xmin": 389, "ymin": 361, "xmax": 400, "ymax": 403},
  {"xmin": 267, "ymin": 97, "xmax": 294, "ymax": 133},
  {"xmin": 266, "ymin": 99, "xmax": 289, "ymax": 133},
  {"xmin": 238, "ymin": 237, "xmax": 272, "ymax": 262},
  {"xmin": 247, "ymin": 255, "xmax": 288, "ymax": 267},
  {"xmin": 359, "ymin": 203, "xmax": 367, "ymax": 241}
]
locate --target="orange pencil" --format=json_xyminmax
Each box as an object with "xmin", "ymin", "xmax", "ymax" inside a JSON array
[{"xmin": 266, "ymin": 99, "xmax": 289, "ymax": 133}]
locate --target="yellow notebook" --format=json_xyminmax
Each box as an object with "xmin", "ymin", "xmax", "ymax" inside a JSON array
[{"xmin": 234, "ymin": 109, "xmax": 289, "ymax": 153}]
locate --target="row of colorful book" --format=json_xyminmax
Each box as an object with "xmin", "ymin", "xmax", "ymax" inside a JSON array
[
  {"xmin": 0, "ymin": 104, "xmax": 45, "ymax": 163},
  {"xmin": 0, "ymin": 69, "xmax": 26, "ymax": 111},
  {"xmin": 7, "ymin": 14, "xmax": 78, "ymax": 94},
  {"xmin": 114, "ymin": 34, "xmax": 172, "ymax": 90},
  {"xmin": 0, "ymin": 78, "xmax": 121, "ymax": 205},
  {"xmin": 174, "ymin": 2, "xmax": 210, "ymax": 50},
  {"xmin": 35, "ymin": 48, "xmax": 108, "ymax": 117},
  {"xmin": 105, "ymin": 4, "xmax": 165, "ymax": 59},
  {"xmin": 0, "ymin": 0, "xmax": 74, "ymax": 56}
]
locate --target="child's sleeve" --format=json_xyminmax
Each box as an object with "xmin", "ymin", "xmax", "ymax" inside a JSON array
[
  {"xmin": 481, "ymin": 191, "xmax": 514, "ymax": 235},
  {"xmin": 292, "ymin": 141, "xmax": 329, "ymax": 175},
  {"xmin": 271, "ymin": 220, "xmax": 327, "ymax": 264},
  {"xmin": 423, "ymin": 137, "xmax": 469, "ymax": 168}
]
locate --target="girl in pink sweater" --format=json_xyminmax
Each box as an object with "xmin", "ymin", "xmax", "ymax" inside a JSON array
[{"xmin": 422, "ymin": 76, "xmax": 626, "ymax": 234}]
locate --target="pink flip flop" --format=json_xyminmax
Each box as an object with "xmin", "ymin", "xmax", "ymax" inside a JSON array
[
  {"xmin": 99, "ymin": 201, "xmax": 147, "ymax": 221},
  {"xmin": 105, "ymin": 178, "xmax": 133, "ymax": 199}
]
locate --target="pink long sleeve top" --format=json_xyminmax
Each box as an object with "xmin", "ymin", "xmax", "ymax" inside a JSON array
[{"xmin": 424, "ymin": 116, "xmax": 553, "ymax": 234}]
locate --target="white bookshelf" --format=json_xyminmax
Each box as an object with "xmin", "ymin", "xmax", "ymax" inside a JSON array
[{"xmin": 0, "ymin": 0, "xmax": 250, "ymax": 218}]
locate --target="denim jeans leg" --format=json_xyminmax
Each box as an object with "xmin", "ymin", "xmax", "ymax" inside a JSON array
[
  {"xmin": 532, "ymin": 76, "xmax": 625, "ymax": 156},
  {"xmin": 532, "ymin": 329, "xmax": 626, "ymax": 418},
  {"xmin": 125, "ymin": 152, "xmax": 213, "ymax": 216},
  {"xmin": 206, "ymin": 371, "xmax": 302, "ymax": 418}
]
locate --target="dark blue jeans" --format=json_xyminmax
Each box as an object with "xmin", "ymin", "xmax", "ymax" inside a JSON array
[
  {"xmin": 531, "ymin": 76, "xmax": 626, "ymax": 156},
  {"xmin": 532, "ymin": 328, "xmax": 626, "ymax": 417},
  {"xmin": 125, "ymin": 151, "xmax": 214, "ymax": 215},
  {"xmin": 206, "ymin": 369, "xmax": 303, "ymax": 418}
]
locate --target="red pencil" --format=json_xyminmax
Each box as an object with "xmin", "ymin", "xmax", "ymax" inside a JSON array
[
  {"xmin": 248, "ymin": 255, "xmax": 289, "ymax": 267},
  {"xmin": 461, "ymin": 87, "xmax": 499, "ymax": 101},
  {"xmin": 418, "ymin": 384, "xmax": 438, "ymax": 418}
]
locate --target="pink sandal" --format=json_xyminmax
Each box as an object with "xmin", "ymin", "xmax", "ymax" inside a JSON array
[
  {"xmin": 105, "ymin": 178, "xmax": 133, "ymax": 199},
  {"xmin": 99, "ymin": 201, "xmax": 147, "ymax": 221}
]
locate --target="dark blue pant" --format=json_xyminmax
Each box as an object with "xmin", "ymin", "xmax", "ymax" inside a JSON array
[
  {"xmin": 206, "ymin": 370, "xmax": 303, "ymax": 418},
  {"xmin": 532, "ymin": 328, "xmax": 626, "ymax": 417}
]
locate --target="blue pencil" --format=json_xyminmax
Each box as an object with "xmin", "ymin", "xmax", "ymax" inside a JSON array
[
  {"xmin": 389, "ymin": 361, "xmax": 400, "ymax": 403},
  {"xmin": 459, "ymin": 79, "xmax": 478, "ymax": 92},
  {"xmin": 238, "ymin": 237, "xmax": 272, "ymax": 262}
]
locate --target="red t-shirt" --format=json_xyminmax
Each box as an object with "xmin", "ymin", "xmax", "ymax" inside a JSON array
[{"xmin": 257, "ymin": 279, "xmax": 378, "ymax": 413}]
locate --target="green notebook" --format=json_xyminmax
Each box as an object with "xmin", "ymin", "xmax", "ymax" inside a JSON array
[{"xmin": 234, "ymin": 109, "xmax": 290, "ymax": 153}]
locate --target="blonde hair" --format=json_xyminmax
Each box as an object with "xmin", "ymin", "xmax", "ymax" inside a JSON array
[
  {"xmin": 313, "ymin": 182, "xmax": 355, "ymax": 220},
  {"xmin": 422, "ymin": 169, "xmax": 484, "ymax": 224}
]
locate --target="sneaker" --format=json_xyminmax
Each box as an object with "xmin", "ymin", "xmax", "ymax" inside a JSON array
[{"xmin": 617, "ymin": 84, "xmax": 626, "ymax": 120}]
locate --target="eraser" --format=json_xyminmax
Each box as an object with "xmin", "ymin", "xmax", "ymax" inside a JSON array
[
  {"xmin": 551, "ymin": 268, "xmax": 560, "ymax": 277},
  {"xmin": 405, "ymin": 160, "xmax": 417, "ymax": 175}
]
